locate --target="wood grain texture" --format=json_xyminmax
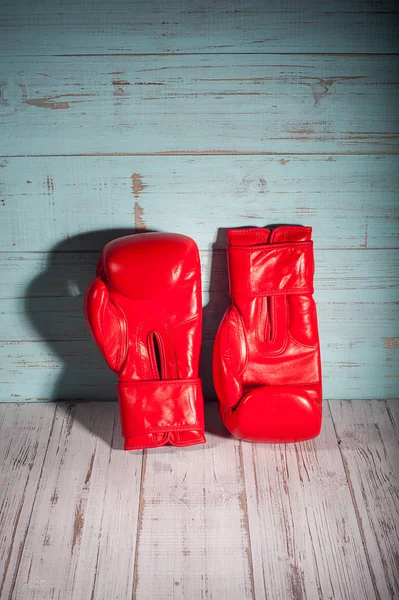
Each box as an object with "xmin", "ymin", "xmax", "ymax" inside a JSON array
[
  {"xmin": 1, "ymin": 248, "xmax": 398, "ymax": 301},
  {"xmin": 1, "ymin": 55, "xmax": 398, "ymax": 155},
  {"xmin": 0, "ymin": 402, "xmax": 56, "ymax": 599},
  {"xmin": 133, "ymin": 407, "xmax": 254, "ymax": 600},
  {"xmin": 0, "ymin": 298, "xmax": 397, "ymax": 361},
  {"xmin": 330, "ymin": 400, "xmax": 399, "ymax": 600},
  {"xmin": 1, "ymin": 2, "xmax": 397, "ymax": 406},
  {"xmin": 0, "ymin": 242, "xmax": 396, "ymax": 401},
  {"xmin": 1, "ymin": 293, "xmax": 398, "ymax": 365},
  {"xmin": 1, "ymin": 0, "xmax": 397, "ymax": 55},
  {"xmin": 2, "ymin": 401, "xmax": 398, "ymax": 599},
  {"xmin": 12, "ymin": 402, "xmax": 143, "ymax": 600},
  {"xmin": 0, "ymin": 297, "xmax": 398, "ymax": 402},
  {"xmin": 242, "ymin": 404, "xmax": 376, "ymax": 599},
  {"xmin": 1, "ymin": 155, "xmax": 398, "ymax": 251}
]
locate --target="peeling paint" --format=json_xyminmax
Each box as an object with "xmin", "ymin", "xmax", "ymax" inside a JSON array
[
  {"xmin": 131, "ymin": 173, "xmax": 147, "ymax": 198},
  {"xmin": 71, "ymin": 501, "xmax": 84, "ymax": 554},
  {"xmin": 25, "ymin": 94, "xmax": 92, "ymax": 110},
  {"xmin": 132, "ymin": 173, "xmax": 147, "ymax": 228},
  {"xmin": 26, "ymin": 98, "xmax": 71, "ymax": 109},
  {"xmin": 46, "ymin": 176, "xmax": 54, "ymax": 193},
  {"xmin": 51, "ymin": 488, "xmax": 59, "ymax": 505},
  {"xmin": 84, "ymin": 452, "xmax": 95, "ymax": 486},
  {"xmin": 134, "ymin": 202, "xmax": 146, "ymax": 230},
  {"xmin": 112, "ymin": 79, "xmax": 131, "ymax": 86},
  {"xmin": 280, "ymin": 159, "xmax": 289, "ymax": 166},
  {"xmin": 312, "ymin": 78, "xmax": 333, "ymax": 107},
  {"xmin": 383, "ymin": 337, "xmax": 398, "ymax": 350},
  {"xmin": 135, "ymin": 81, "xmax": 165, "ymax": 86},
  {"xmin": 44, "ymin": 535, "xmax": 51, "ymax": 546}
]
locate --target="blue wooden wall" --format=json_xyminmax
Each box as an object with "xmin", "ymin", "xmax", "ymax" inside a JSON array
[{"xmin": 0, "ymin": 1, "xmax": 398, "ymax": 402}]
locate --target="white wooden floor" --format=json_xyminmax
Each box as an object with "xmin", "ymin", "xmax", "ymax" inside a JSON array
[{"xmin": 0, "ymin": 401, "xmax": 398, "ymax": 600}]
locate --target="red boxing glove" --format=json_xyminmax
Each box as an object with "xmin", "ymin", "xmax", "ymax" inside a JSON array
[
  {"xmin": 213, "ymin": 226, "xmax": 322, "ymax": 443},
  {"xmin": 85, "ymin": 232, "xmax": 206, "ymax": 450}
]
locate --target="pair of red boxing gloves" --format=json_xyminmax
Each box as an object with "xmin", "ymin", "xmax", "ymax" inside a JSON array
[{"xmin": 85, "ymin": 226, "xmax": 322, "ymax": 451}]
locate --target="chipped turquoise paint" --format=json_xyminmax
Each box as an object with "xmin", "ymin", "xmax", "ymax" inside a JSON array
[{"xmin": 0, "ymin": 1, "xmax": 398, "ymax": 401}]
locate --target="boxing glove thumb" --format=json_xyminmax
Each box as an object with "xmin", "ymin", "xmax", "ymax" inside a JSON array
[
  {"xmin": 85, "ymin": 278, "xmax": 127, "ymax": 373},
  {"xmin": 212, "ymin": 304, "xmax": 244, "ymax": 409}
]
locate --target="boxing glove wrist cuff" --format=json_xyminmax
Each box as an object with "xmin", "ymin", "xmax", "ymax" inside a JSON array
[
  {"xmin": 228, "ymin": 241, "xmax": 314, "ymax": 297},
  {"xmin": 117, "ymin": 378, "xmax": 205, "ymax": 438}
]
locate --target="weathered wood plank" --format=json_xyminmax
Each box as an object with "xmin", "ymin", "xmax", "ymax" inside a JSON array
[
  {"xmin": 1, "ymin": 296, "xmax": 397, "ymax": 355},
  {"xmin": 133, "ymin": 405, "xmax": 254, "ymax": 599},
  {"xmin": 330, "ymin": 400, "xmax": 399, "ymax": 600},
  {"xmin": 0, "ymin": 241, "xmax": 396, "ymax": 403},
  {"xmin": 1, "ymin": 55, "xmax": 398, "ymax": 155},
  {"xmin": 1, "ymin": 249, "xmax": 398, "ymax": 306},
  {"xmin": 12, "ymin": 402, "xmax": 143, "ymax": 600},
  {"xmin": 1, "ymin": 155, "xmax": 398, "ymax": 251},
  {"xmin": 0, "ymin": 402, "xmax": 56, "ymax": 599},
  {"xmin": 242, "ymin": 404, "xmax": 376, "ymax": 599},
  {"xmin": 334, "ymin": 400, "xmax": 399, "ymax": 472},
  {"xmin": 1, "ymin": 0, "xmax": 397, "ymax": 55},
  {"xmin": 1, "ymin": 400, "xmax": 398, "ymax": 599},
  {"xmin": 1, "ymin": 289, "xmax": 395, "ymax": 402},
  {"xmin": 0, "ymin": 296, "xmax": 397, "ymax": 402}
]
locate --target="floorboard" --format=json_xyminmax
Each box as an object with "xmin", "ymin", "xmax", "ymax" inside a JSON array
[
  {"xmin": 0, "ymin": 403, "xmax": 56, "ymax": 600},
  {"xmin": 133, "ymin": 405, "xmax": 254, "ymax": 600},
  {"xmin": 11, "ymin": 403, "xmax": 143, "ymax": 600},
  {"xmin": 242, "ymin": 403, "xmax": 376, "ymax": 599},
  {"xmin": 330, "ymin": 400, "xmax": 399, "ymax": 600},
  {"xmin": 0, "ymin": 400, "xmax": 398, "ymax": 599},
  {"xmin": 2, "ymin": 55, "xmax": 398, "ymax": 155}
]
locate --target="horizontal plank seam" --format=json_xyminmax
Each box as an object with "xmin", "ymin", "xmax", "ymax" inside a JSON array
[
  {"xmin": 2, "ymin": 152, "xmax": 399, "ymax": 158},
  {"xmin": 0, "ymin": 249, "xmax": 398, "ymax": 255},
  {"xmin": 3, "ymin": 53, "xmax": 399, "ymax": 58}
]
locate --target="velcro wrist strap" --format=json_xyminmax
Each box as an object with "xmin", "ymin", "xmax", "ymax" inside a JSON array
[
  {"xmin": 117, "ymin": 378, "xmax": 204, "ymax": 438},
  {"xmin": 228, "ymin": 241, "xmax": 314, "ymax": 297}
]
